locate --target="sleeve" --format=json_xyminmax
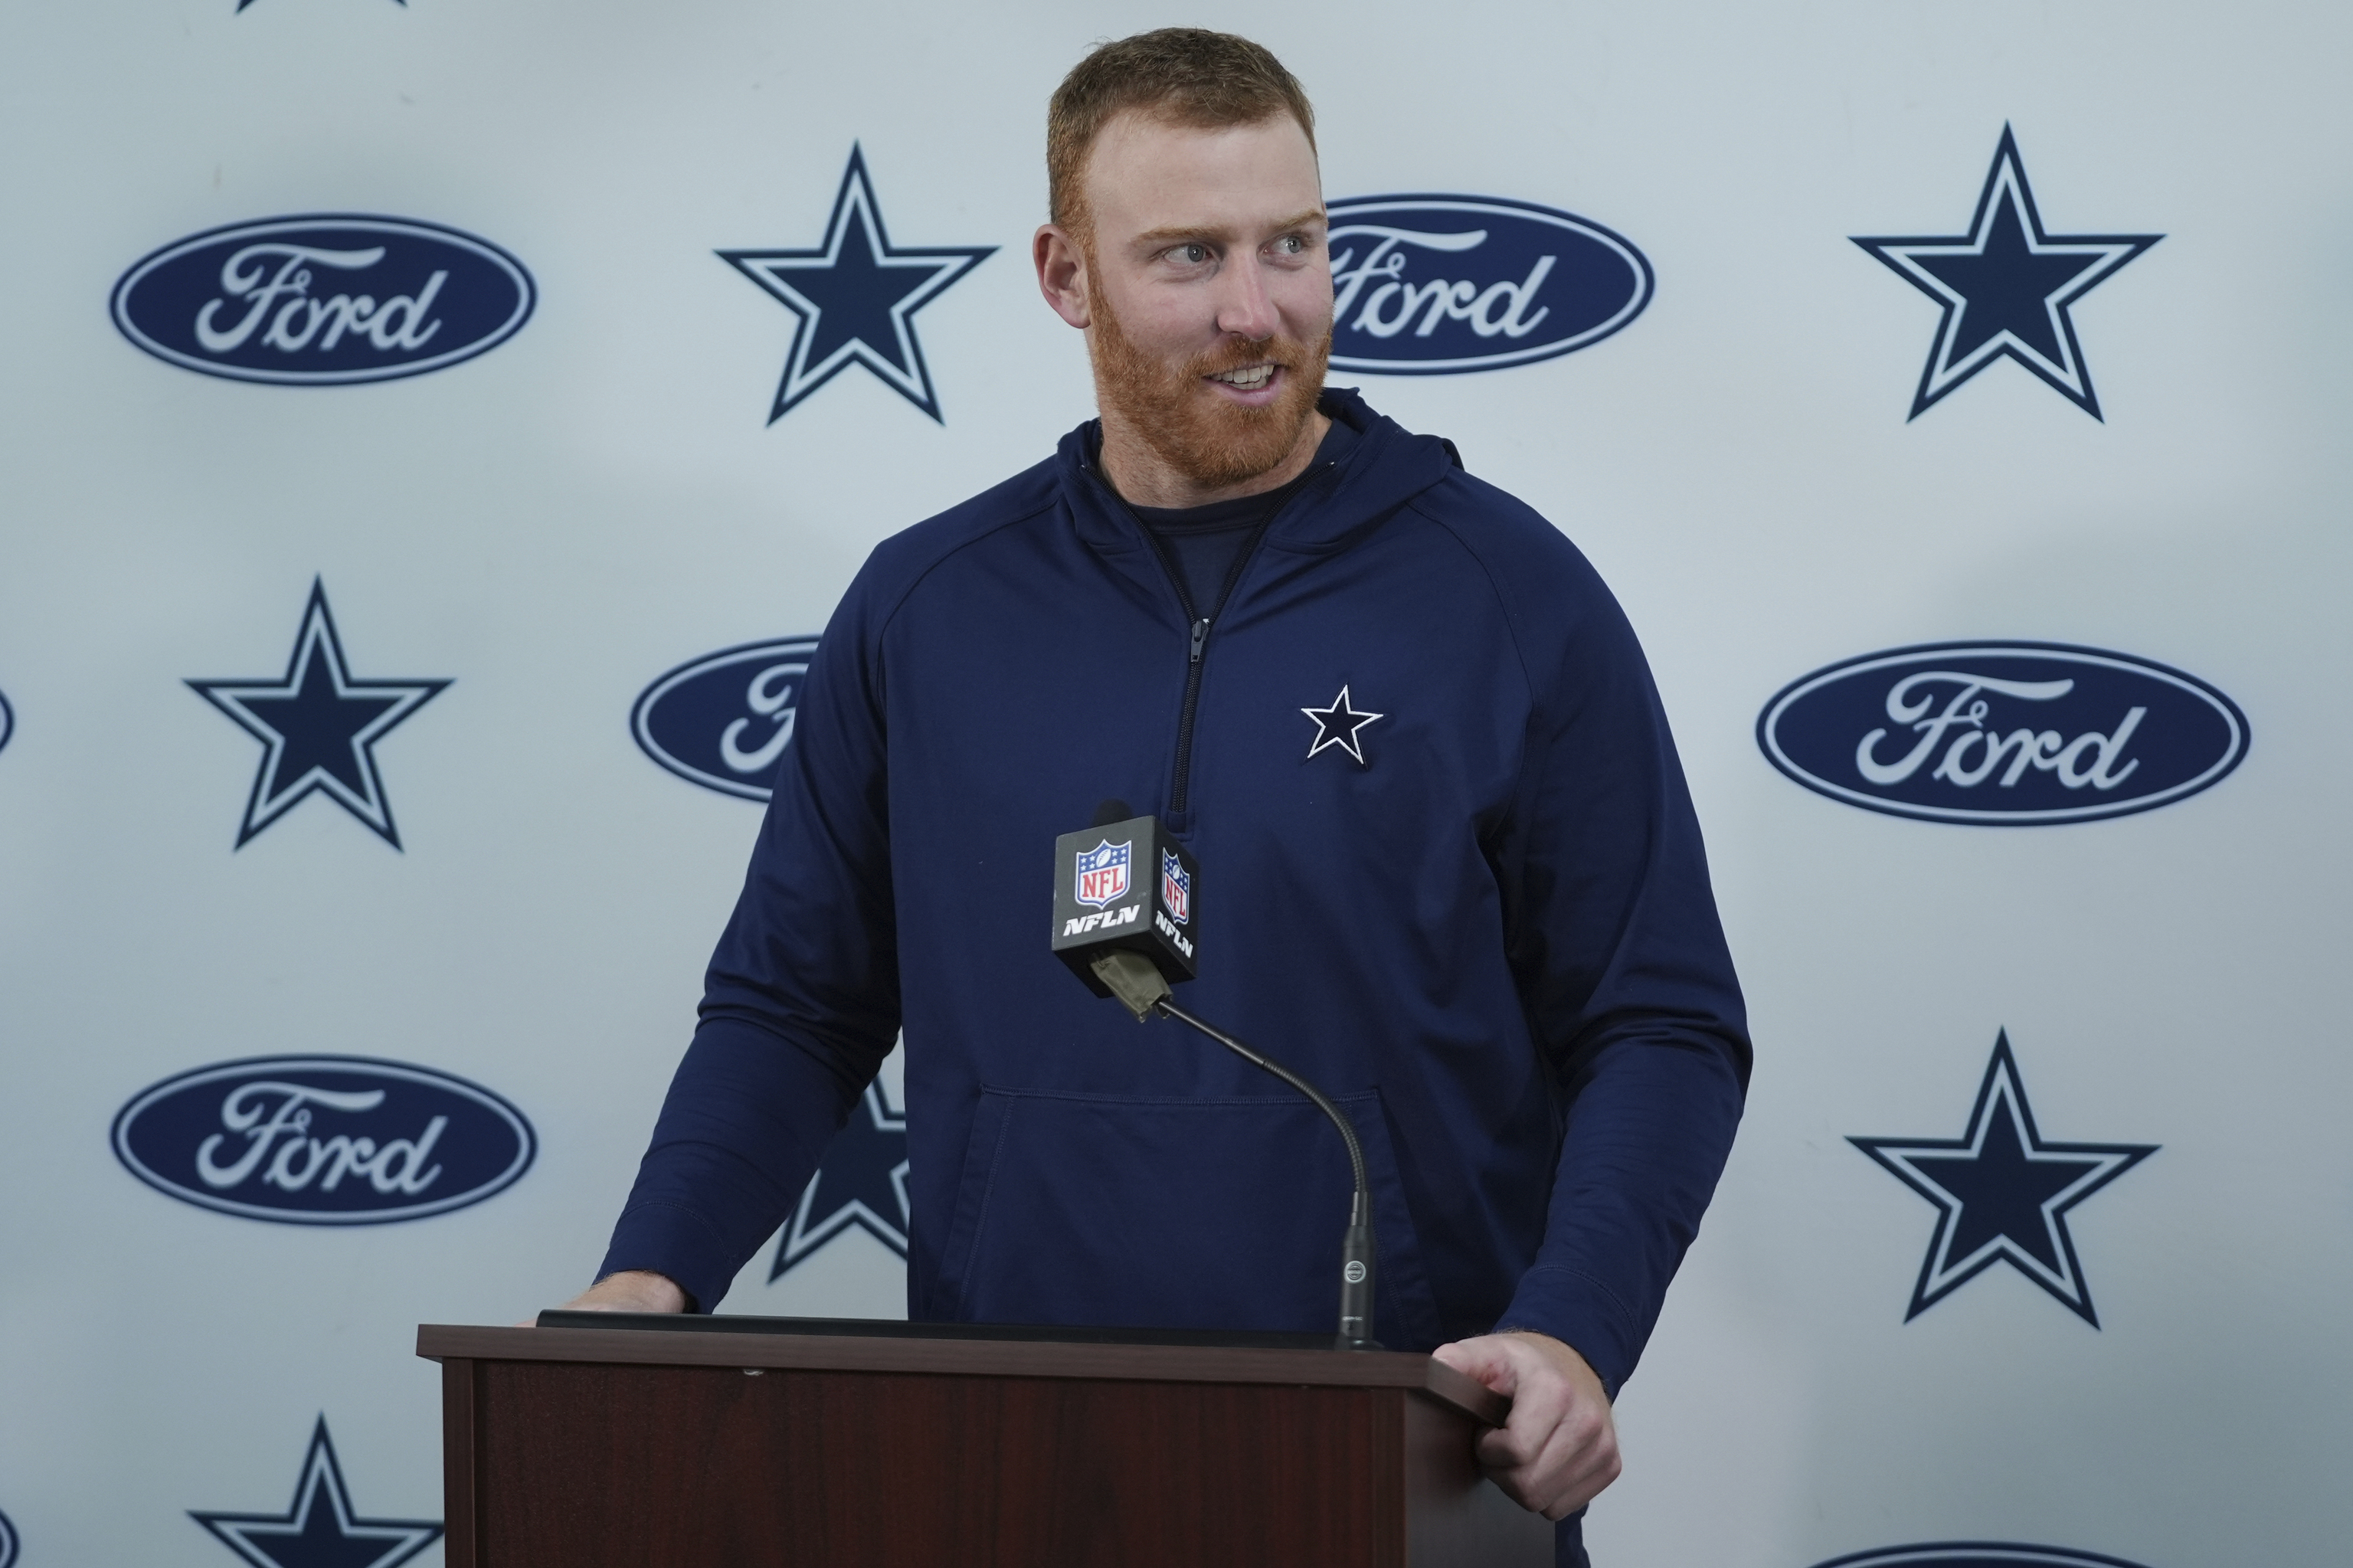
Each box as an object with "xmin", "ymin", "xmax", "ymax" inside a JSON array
[
  {"xmin": 596, "ymin": 580, "xmax": 904, "ymax": 1313},
  {"xmin": 1484, "ymin": 545, "xmax": 1752, "ymax": 1396}
]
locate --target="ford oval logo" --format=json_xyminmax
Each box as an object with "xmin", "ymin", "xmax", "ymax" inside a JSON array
[
  {"xmin": 1324, "ymin": 194, "xmax": 1652, "ymax": 373},
  {"xmin": 110, "ymin": 214, "xmax": 535, "ymax": 385},
  {"xmin": 1809, "ymin": 1545, "xmax": 2154, "ymax": 1568},
  {"xmin": 632, "ymin": 637, "xmax": 820, "ymax": 800},
  {"xmin": 0, "ymin": 687, "xmax": 13, "ymax": 757},
  {"xmin": 111, "ymin": 1056, "xmax": 535, "ymax": 1224},
  {"xmin": 1759, "ymin": 641, "xmax": 2247, "ymax": 825}
]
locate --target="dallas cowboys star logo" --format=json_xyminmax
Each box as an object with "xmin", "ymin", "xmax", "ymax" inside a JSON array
[
  {"xmin": 1853, "ymin": 126, "xmax": 2161, "ymax": 421},
  {"xmin": 1851, "ymin": 1031, "xmax": 2156, "ymax": 1326},
  {"xmin": 770, "ymin": 1080, "xmax": 909, "ymax": 1280},
  {"xmin": 720, "ymin": 146, "xmax": 995, "ymax": 425},
  {"xmin": 1301, "ymin": 685, "xmax": 1384, "ymax": 766},
  {"xmin": 188, "ymin": 579, "xmax": 448, "ymax": 850},
  {"xmin": 191, "ymin": 1416, "xmax": 440, "ymax": 1568}
]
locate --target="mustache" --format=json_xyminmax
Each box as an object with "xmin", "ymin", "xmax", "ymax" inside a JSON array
[{"xmin": 1182, "ymin": 333, "xmax": 1318, "ymax": 379}]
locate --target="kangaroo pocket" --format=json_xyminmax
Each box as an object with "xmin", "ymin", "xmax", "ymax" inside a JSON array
[{"xmin": 933, "ymin": 1085, "xmax": 1445, "ymax": 1348}]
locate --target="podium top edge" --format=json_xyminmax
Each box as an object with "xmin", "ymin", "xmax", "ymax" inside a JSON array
[
  {"xmin": 415, "ymin": 1322, "xmax": 1507, "ymax": 1426},
  {"xmin": 532, "ymin": 1309, "xmax": 1343, "ymax": 1350}
]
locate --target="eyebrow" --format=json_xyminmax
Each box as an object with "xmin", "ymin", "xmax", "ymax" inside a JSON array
[{"xmin": 1131, "ymin": 208, "xmax": 1327, "ymax": 247}]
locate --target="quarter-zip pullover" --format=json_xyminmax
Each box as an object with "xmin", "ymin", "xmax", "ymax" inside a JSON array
[
  {"xmin": 603, "ymin": 390, "xmax": 1750, "ymax": 1414},
  {"xmin": 1127, "ymin": 418, "xmax": 1358, "ymax": 613}
]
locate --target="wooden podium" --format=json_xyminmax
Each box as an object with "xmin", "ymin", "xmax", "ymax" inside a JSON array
[{"xmin": 417, "ymin": 1315, "xmax": 1553, "ymax": 1566}]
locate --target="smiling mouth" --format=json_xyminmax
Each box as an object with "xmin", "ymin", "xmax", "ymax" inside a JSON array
[{"xmin": 1208, "ymin": 364, "xmax": 1277, "ymax": 391}]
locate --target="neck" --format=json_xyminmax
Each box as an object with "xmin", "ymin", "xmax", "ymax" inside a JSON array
[{"xmin": 1096, "ymin": 405, "xmax": 1332, "ymax": 509}]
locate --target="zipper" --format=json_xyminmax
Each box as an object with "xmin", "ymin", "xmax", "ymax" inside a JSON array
[
  {"xmin": 1165, "ymin": 527, "xmax": 1264, "ymax": 816},
  {"xmin": 1092, "ymin": 450, "xmax": 1339, "ymax": 818}
]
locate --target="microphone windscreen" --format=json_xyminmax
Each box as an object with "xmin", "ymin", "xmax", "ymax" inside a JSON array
[{"xmin": 1091, "ymin": 797, "xmax": 1134, "ymax": 828}]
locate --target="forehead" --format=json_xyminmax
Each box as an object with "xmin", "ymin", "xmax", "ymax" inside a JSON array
[{"xmin": 1082, "ymin": 112, "xmax": 1321, "ymax": 239}]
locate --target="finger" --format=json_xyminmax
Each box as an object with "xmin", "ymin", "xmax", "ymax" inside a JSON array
[
  {"xmin": 1497, "ymin": 1452, "xmax": 1615, "ymax": 1523},
  {"xmin": 1472, "ymin": 1449, "xmax": 1550, "ymax": 1515},
  {"xmin": 1472, "ymin": 1426, "xmax": 1537, "ymax": 1476},
  {"xmin": 1471, "ymin": 1382, "xmax": 1568, "ymax": 1471},
  {"xmin": 1541, "ymin": 1448, "xmax": 1623, "ymax": 1520},
  {"xmin": 1480, "ymin": 1435, "xmax": 1585, "ymax": 1515},
  {"xmin": 1481, "ymin": 1393, "xmax": 1617, "ymax": 1515},
  {"xmin": 1526, "ymin": 1416, "xmax": 1622, "ymax": 1518},
  {"xmin": 1474, "ymin": 1426, "xmax": 1579, "ymax": 1502},
  {"xmin": 1432, "ymin": 1338, "xmax": 1520, "ymax": 1395}
]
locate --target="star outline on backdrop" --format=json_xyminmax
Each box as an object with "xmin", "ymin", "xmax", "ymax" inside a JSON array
[
  {"xmin": 719, "ymin": 145, "xmax": 996, "ymax": 425},
  {"xmin": 187, "ymin": 578, "xmax": 449, "ymax": 851},
  {"xmin": 190, "ymin": 1416, "xmax": 441, "ymax": 1568},
  {"xmin": 1301, "ymin": 685, "xmax": 1385, "ymax": 765},
  {"xmin": 1851, "ymin": 1030, "xmax": 2157, "ymax": 1326},
  {"xmin": 1852, "ymin": 125, "xmax": 2162, "ymax": 421},
  {"xmin": 771, "ymin": 1079, "xmax": 910, "ymax": 1279}
]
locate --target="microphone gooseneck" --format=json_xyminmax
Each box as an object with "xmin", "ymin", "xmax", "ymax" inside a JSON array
[
  {"xmin": 1150, "ymin": 1000, "xmax": 1369, "ymax": 1200},
  {"xmin": 1063, "ymin": 842, "xmax": 1380, "ymax": 1350},
  {"xmin": 1149, "ymin": 995, "xmax": 1380, "ymax": 1351}
]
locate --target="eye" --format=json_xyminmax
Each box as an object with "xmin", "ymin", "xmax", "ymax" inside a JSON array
[
  {"xmin": 1170, "ymin": 242, "xmax": 1211, "ymax": 266},
  {"xmin": 1272, "ymin": 234, "xmax": 1306, "ymax": 256}
]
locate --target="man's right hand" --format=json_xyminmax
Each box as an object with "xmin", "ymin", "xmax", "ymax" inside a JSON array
[{"xmin": 523, "ymin": 1269, "xmax": 689, "ymax": 1324}]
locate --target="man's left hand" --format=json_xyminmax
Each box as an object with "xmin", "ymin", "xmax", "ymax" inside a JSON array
[{"xmin": 1430, "ymin": 1331, "xmax": 1621, "ymax": 1519}]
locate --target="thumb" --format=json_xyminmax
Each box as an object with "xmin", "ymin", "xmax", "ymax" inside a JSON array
[{"xmin": 1432, "ymin": 1337, "xmax": 1523, "ymax": 1396}]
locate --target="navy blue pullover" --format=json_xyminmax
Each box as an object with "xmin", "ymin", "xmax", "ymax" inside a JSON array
[{"xmin": 602, "ymin": 389, "xmax": 1749, "ymax": 1399}]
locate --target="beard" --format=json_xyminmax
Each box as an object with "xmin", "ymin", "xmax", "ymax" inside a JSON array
[{"xmin": 1087, "ymin": 265, "xmax": 1332, "ymax": 491}]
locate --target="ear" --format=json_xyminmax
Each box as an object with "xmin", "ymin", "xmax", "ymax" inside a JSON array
[{"xmin": 1034, "ymin": 224, "xmax": 1092, "ymax": 329}]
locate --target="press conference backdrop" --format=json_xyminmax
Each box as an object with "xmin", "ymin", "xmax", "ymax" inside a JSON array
[{"xmin": 2, "ymin": 2, "xmax": 2346, "ymax": 1565}]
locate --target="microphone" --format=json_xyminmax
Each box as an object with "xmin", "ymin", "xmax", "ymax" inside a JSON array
[
  {"xmin": 1051, "ymin": 800, "xmax": 1198, "ymax": 1003},
  {"xmin": 1050, "ymin": 807, "xmax": 1379, "ymax": 1350}
]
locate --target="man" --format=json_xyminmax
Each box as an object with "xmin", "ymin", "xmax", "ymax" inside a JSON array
[{"xmin": 563, "ymin": 30, "xmax": 1748, "ymax": 1566}]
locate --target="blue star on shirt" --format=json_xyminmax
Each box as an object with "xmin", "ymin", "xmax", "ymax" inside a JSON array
[
  {"xmin": 1301, "ymin": 685, "xmax": 1385, "ymax": 766},
  {"xmin": 720, "ymin": 146, "xmax": 995, "ymax": 425},
  {"xmin": 1854, "ymin": 126, "xmax": 2161, "ymax": 421},
  {"xmin": 771, "ymin": 1080, "xmax": 910, "ymax": 1279},
  {"xmin": 191, "ymin": 1417, "xmax": 440, "ymax": 1568},
  {"xmin": 188, "ymin": 580, "xmax": 448, "ymax": 850},
  {"xmin": 1852, "ymin": 1031, "xmax": 2156, "ymax": 1326}
]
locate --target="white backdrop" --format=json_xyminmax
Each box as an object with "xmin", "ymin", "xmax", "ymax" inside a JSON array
[{"xmin": 3, "ymin": 3, "xmax": 2348, "ymax": 1566}]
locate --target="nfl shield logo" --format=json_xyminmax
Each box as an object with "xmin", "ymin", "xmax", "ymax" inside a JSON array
[
  {"xmin": 1160, "ymin": 849, "xmax": 1191, "ymax": 925},
  {"xmin": 1075, "ymin": 840, "xmax": 1132, "ymax": 907}
]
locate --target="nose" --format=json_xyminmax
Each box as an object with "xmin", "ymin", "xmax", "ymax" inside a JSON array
[{"xmin": 1212, "ymin": 254, "xmax": 1279, "ymax": 342}]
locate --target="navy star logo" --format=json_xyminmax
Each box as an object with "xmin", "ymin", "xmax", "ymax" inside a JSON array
[
  {"xmin": 770, "ymin": 1080, "xmax": 909, "ymax": 1279},
  {"xmin": 1854, "ymin": 126, "xmax": 2161, "ymax": 421},
  {"xmin": 720, "ymin": 146, "xmax": 995, "ymax": 425},
  {"xmin": 1301, "ymin": 685, "xmax": 1385, "ymax": 766},
  {"xmin": 191, "ymin": 1416, "xmax": 440, "ymax": 1568},
  {"xmin": 188, "ymin": 579, "xmax": 449, "ymax": 850},
  {"xmin": 1852, "ymin": 1031, "xmax": 2156, "ymax": 1326}
]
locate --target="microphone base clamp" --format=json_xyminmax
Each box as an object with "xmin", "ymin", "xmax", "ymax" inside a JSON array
[{"xmin": 1089, "ymin": 950, "xmax": 1173, "ymax": 1022}]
